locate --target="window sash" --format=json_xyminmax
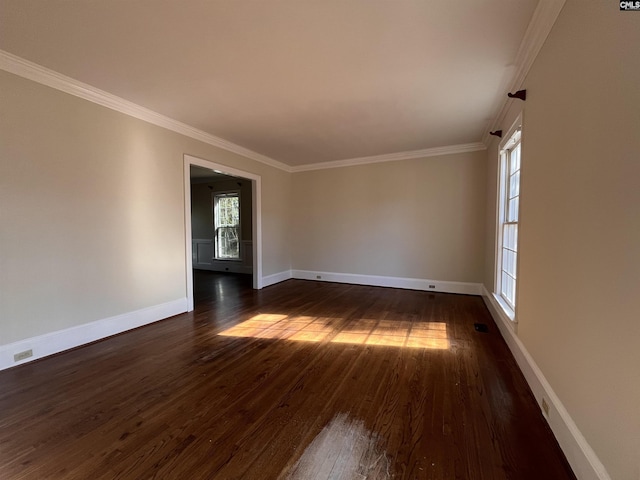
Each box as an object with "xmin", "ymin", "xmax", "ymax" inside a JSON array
[
  {"xmin": 496, "ymin": 122, "xmax": 521, "ymax": 317},
  {"xmin": 500, "ymin": 222, "xmax": 518, "ymax": 309},
  {"xmin": 506, "ymin": 143, "xmax": 521, "ymax": 222},
  {"xmin": 214, "ymin": 193, "xmax": 240, "ymax": 260},
  {"xmin": 216, "ymin": 226, "xmax": 240, "ymax": 259}
]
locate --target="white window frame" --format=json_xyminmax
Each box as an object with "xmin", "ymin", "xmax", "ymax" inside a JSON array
[
  {"xmin": 494, "ymin": 115, "xmax": 522, "ymax": 322},
  {"xmin": 213, "ymin": 190, "xmax": 241, "ymax": 261}
]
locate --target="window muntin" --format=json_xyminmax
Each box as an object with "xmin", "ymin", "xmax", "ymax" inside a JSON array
[{"xmin": 214, "ymin": 192, "xmax": 240, "ymax": 260}]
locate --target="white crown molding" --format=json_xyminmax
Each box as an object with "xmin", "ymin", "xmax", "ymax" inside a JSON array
[
  {"xmin": 0, "ymin": 49, "xmax": 293, "ymax": 173},
  {"xmin": 0, "ymin": 49, "xmax": 483, "ymax": 174},
  {"xmin": 482, "ymin": 0, "xmax": 567, "ymax": 146},
  {"xmin": 290, "ymin": 142, "xmax": 487, "ymax": 173},
  {"xmin": 2, "ymin": 46, "xmax": 536, "ymax": 173}
]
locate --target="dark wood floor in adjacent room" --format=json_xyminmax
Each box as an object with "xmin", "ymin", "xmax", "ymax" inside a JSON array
[{"xmin": 0, "ymin": 271, "xmax": 576, "ymax": 479}]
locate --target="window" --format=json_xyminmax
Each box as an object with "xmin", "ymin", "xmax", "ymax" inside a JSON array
[
  {"xmin": 496, "ymin": 119, "xmax": 522, "ymax": 317},
  {"xmin": 214, "ymin": 192, "xmax": 240, "ymax": 260}
]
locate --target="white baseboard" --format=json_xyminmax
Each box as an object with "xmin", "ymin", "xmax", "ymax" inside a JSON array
[
  {"xmin": 262, "ymin": 270, "xmax": 293, "ymax": 288},
  {"xmin": 194, "ymin": 263, "xmax": 253, "ymax": 275},
  {"xmin": 0, "ymin": 298, "xmax": 188, "ymax": 372},
  {"xmin": 481, "ymin": 286, "xmax": 611, "ymax": 480},
  {"xmin": 260, "ymin": 269, "xmax": 481, "ymax": 295},
  {"xmin": 292, "ymin": 270, "xmax": 482, "ymax": 295}
]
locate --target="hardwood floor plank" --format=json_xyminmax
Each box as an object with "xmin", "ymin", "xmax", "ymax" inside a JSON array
[{"xmin": 0, "ymin": 272, "xmax": 576, "ymax": 479}]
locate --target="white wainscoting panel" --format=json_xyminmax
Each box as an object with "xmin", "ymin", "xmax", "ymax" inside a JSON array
[
  {"xmin": 242, "ymin": 240, "xmax": 253, "ymax": 270},
  {"xmin": 192, "ymin": 238, "xmax": 213, "ymax": 267},
  {"xmin": 192, "ymin": 238, "xmax": 253, "ymax": 274}
]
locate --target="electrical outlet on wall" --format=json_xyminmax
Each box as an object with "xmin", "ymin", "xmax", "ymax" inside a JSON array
[{"xmin": 14, "ymin": 349, "xmax": 33, "ymax": 362}]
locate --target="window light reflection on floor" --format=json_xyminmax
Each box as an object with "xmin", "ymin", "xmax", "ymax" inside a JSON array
[{"xmin": 218, "ymin": 314, "xmax": 449, "ymax": 349}]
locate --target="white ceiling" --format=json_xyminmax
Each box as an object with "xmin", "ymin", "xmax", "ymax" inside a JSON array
[{"xmin": 0, "ymin": 0, "xmax": 540, "ymax": 167}]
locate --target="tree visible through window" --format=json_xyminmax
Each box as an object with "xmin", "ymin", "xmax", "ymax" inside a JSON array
[{"xmin": 214, "ymin": 192, "xmax": 240, "ymax": 259}]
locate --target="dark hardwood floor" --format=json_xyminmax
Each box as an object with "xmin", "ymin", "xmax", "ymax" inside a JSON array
[{"xmin": 0, "ymin": 271, "xmax": 576, "ymax": 479}]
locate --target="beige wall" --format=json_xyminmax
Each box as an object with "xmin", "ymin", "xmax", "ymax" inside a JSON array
[
  {"xmin": 292, "ymin": 151, "xmax": 486, "ymax": 283},
  {"xmin": 0, "ymin": 70, "xmax": 291, "ymax": 346},
  {"xmin": 484, "ymin": 2, "xmax": 640, "ymax": 479}
]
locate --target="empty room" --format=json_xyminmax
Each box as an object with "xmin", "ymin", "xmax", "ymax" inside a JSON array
[{"xmin": 0, "ymin": 1, "xmax": 638, "ymax": 479}]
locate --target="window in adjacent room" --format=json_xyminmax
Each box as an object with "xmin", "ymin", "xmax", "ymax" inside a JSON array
[
  {"xmin": 495, "ymin": 117, "xmax": 522, "ymax": 319},
  {"xmin": 214, "ymin": 192, "xmax": 240, "ymax": 260}
]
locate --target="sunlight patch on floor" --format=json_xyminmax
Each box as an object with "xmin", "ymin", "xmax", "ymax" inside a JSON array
[{"xmin": 219, "ymin": 314, "xmax": 449, "ymax": 349}]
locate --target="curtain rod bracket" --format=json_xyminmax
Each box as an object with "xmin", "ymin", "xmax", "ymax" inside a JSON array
[{"xmin": 507, "ymin": 89, "xmax": 527, "ymax": 101}]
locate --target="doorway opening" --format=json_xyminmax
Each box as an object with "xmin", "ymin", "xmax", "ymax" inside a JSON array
[{"xmin": 184, "ymin": 154, "xmax": 262, "ymax": 311}]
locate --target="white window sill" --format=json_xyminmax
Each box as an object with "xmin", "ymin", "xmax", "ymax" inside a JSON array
[{"xmin": 492, "ymin": 293, "xmax": 517, "ymax": 329}]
